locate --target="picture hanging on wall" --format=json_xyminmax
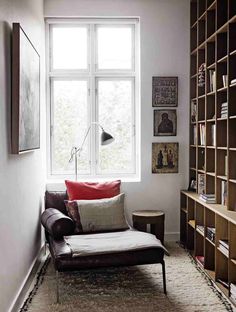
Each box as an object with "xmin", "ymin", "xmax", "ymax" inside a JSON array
[
  {"xmin": 154, "ymin": 109, "xmax": 177, "ymax": 136},
  {"xmin": 152, "ymin": 142, "xmax": 179, "ymax": 173},
  {"xmin": 152, "ymin": 76, "xmax": 178, "ymax": 107},
  {"xmin": 12, "ymin": 23, "xmax": 40, "ymax": 154}
]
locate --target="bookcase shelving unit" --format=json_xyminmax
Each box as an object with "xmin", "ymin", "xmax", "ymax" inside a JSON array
[{"xmin": 181, "ymin": 0, "xmax": 236, "ymax": 305}]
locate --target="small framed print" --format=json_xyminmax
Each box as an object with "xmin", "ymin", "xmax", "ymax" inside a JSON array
[
  {"xmin": 154, "ymin": 109, "xmax": 177, "ymax": 136},
  {"xmin": 152, "ymin": 76, "xmax": 178, "ymax": 107},
  {"xmin": 152, "ymin": 142, "xmax": 179, "ymax": 174}
]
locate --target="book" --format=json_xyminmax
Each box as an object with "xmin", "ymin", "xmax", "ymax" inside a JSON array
[
  {"xmin": 196, "ymin": 225, "xmax": 204, "ymax": 234},
  {"xmin": 221, "ymin": 181, "xmax": 228, "ymax": 206},
  {"xmin": 209, "ymin": 70, "xmax": 216, "ymax": 92},
  {"xmin": 211, "ymin": 124, "xmax": 216, "ymax": 146},
  {"xmin": 198, "ymin": 174, "xmax": 205, "ymax": 195},
  {"xmin": 193, "ymin": 125, "xmax": 197, "ymax": 145},
  {"xmin": 199, "ymin": 124, "xmax": 206, "ymax": 145},
  {"xmin": 225, "ymin": 155, "xmax": 228, "ymax": 176}
]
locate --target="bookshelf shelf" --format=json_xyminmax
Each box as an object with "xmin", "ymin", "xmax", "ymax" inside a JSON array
[
  {"xmin": 206, "ymin": 237, "xmax": 215, "ymax": 246},
  {"xmin": 217, "ymin": 55, "xmax": 228, "ymax": 63},
  {"xmin": 217, "ymin": 86, "xmax": 228, "ymax": 93},
  {"xmin": 217, "ymin": 175, "xmax": 227, "ymax": 181}
]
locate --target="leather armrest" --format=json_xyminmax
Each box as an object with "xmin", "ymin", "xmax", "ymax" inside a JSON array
[{"xmin": 41, "ymin": 208, "xmax": 75, "ymax": 239}]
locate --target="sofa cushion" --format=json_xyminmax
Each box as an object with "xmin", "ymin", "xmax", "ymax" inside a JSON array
[
  {"xmin": 65, "ymin": 193, "xmax": 128, "ymax": 233},
  {"xmin": 64, "ymin": 229, "xmax": 168, "ymax": 257},
  {"xmin": 41, "ymin": 208, "xmax": 75, "ymax": 239},
  {"xmin": 65, "ymin": 180, "xmax": 121, "ymax": 201}
]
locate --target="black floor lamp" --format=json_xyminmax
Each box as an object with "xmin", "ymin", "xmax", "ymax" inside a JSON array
[{"xmin": 69, "ymin": 122, "xmax": 114, "ymax": 180}]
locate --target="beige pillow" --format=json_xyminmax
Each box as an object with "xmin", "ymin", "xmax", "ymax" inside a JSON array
[{"xmin": 65, "ymin": 193, "xmax": 128, "ymax": 233}]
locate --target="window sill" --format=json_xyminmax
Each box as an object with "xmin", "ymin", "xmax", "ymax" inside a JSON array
[{"xmin": 46, "ymin": 176, "xmax": 141, "ymax": 190}]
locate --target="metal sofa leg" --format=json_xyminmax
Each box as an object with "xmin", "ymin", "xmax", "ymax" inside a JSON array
[
  {"xmin": 162, "ymin": 261, "xmax": 167, "ymax": 295},
  {"xmin": 56, "ymin": 270, "xmax": 60, "ymax": 303}
]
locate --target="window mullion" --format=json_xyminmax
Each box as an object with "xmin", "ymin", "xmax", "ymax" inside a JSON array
[{"xmin": 90, "ymin": 24, "xmax": 97, "ymax": 176}]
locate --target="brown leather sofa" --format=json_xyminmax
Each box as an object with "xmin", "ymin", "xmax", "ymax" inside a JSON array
[{"xmin": 42, "ymin": 191, "xmax": 167, "ymax": 303}]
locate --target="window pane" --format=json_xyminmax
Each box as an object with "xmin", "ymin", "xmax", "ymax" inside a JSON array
[
  {"xmin": 97, "ymin": 26, "xmax": 133, "ymax": 70},
  {"xmin": 52, "ymin": 80, "xmax": 89, "ymax": 174},
  {"xmin": 52, "ymin": 27, "xmax": 87, "ymax": 70},
  {"xmin": 98, "ymin": 80, "xmax": 134, "ymax": 173}
]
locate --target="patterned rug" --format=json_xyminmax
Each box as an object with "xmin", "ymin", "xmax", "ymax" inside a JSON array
[{"xmin": 20, "ymin": 243, "xmax": 234, "ymax": 312}]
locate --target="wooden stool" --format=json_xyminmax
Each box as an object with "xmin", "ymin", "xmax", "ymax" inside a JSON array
[{"xmin": 132, "ymin": 210, "xmax": 165, "ymax": 245}]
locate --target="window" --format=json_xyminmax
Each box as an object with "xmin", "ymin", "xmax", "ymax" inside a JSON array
[{"xmin": 47, "ymin": 19, "xmax": 140, "ymax": 179}]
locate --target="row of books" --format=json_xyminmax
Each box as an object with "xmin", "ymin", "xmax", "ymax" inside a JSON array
[
  {"xmin": 220, "ymin": 102, "xmax": 228, "ymax": 118},
  {"xmin": 218, "ymin": 239, "xmax": 229, "ymax": 257},
  {"xmin": 192, "ymin": 124, "xmax": 216, "ymax": 146},
  {"xmin": 206, "ymin": 226, "xmax": 215, "ymax": 243},
  {"xmin": 199, "ymin": 193, "xmax": 216, "ymax": 204}
]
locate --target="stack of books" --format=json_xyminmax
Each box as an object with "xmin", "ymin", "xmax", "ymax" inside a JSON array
[
  {"xmin": 199, "ymin": 124, "xmax": 206, "ymax": 145},
  {"xmin": 220, "ymin": 102, "xmax": 228, "ymax": 118},
  {"xmin": 206, "ymin": 227, "xmax": 215, "ymax": 243},
  {"xmin": 200, "ymin": 194, "xmax": 216, "ymax": 203},
  {"xmin": 219, "ymin": 239, "xmax": 229, "ymax": 257},
  {"xmin": 193, "ymin": 125, "xmax": 197, "ymax": 145},
  {"xmin": 230, "ymin": 283, "xmax": 236, "ymax": 302},
  {"xmin": 196, "ymin": 225, "xmax": 204, "ymax": 235}
]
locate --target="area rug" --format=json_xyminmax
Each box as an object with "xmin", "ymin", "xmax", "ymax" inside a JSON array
[{"xmin": 20, "ymin": 242, "xmax": 234, "ymax": 312}]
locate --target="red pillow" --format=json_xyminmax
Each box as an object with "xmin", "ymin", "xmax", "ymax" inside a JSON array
[{"xmin": 65, "ymin": 180, "xmax": 121, "ymax": 201}]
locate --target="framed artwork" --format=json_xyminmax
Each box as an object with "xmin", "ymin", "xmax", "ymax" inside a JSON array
[
  {"xmin": 154, "ymin": 109, "xmax": 177, "ymax": 136},
  {"xmin": 152, "ymin": 76, "xmax": 178, "ymax": 107},
  {"xmin": 152, "ymin": 143, "xmax": 179, "ymax": 173},
  {"xmin": 12, "ymin": 23, "xmax": 40, "ymax": 154}
]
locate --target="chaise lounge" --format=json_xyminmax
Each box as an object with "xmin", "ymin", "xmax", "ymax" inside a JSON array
[{"xmin": 42, "ymin": 190, "xmax": 168, "ymax": 303}]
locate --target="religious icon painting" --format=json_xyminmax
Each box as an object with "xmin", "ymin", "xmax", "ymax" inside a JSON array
[
  {"xmin": 152, "ymin": 77, "xmax": 178, "ymax": 107},
  {"xmin": 152, "ymin": 143, "xmax": 179, "ymax": 173},
  {"xmin": 154, "ymin": 109, "xmax": 177, "ymax": 136}
]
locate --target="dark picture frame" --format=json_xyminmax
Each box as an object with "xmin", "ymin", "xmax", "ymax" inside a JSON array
[
  {"xmin": 12, "ymin": 23, "xmax": 40, "ymax": 154},
  {"xmin": 152, "ymin": 142, "xmax": 179, "ymax": 174},
  {"xmin": 154, "ymin": 109, "xmax": 177, "ymax": 136},
  {"xmin": 152, "ymin": 76, "xmax": 178, "ymax": 107}
]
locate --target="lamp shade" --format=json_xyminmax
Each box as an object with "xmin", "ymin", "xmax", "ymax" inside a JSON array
[{"xmin": 101, "ymin": 130, "xmax": 114, "ymax": 145}]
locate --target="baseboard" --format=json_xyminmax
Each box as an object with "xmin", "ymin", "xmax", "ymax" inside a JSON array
[
  {"xmin": 9, "ymin": 244, "xmax": 47, "ymax": 312},
  {"xmin": 165, "ymin": 232, "xmax": 179, "ymax": 242}
]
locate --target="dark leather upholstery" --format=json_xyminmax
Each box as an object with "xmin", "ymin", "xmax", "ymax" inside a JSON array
[
  {"xmin": 45, "ymin": 190, "xmax": 68, "ymax": 215},
  {"xmin": 41, "ymin": 208, "xmax": 75, "ymax": 239},
  {"xmin": 44, "ymin": 191, "xmax": 165, "ymax": 273},
  {"xmin": 49, "ymin": 237, "xmax": 164, "ymax": 271}
]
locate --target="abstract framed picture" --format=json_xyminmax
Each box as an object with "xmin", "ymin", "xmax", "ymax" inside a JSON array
[
  {"xmin": 12, "ymin": 23, "xmax": 40, "ymax": 154},
  {"xmin": 152, "ymin": 143, "xmax": 179, "ymax": 173},
  {"xmin": 154, "ymin": 109, "xmax": 177, "ymax": 136},
  {"xmin": 152, "ymin": 77, "xmax": 178, "ymax": 107}
]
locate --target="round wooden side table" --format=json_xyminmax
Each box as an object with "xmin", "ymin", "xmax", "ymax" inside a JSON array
[{"xmin": 132, "ymin": 210, "xmax": 165, "ymax": 245}]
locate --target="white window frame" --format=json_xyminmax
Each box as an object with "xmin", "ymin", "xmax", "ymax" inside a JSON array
[{"xmin": 46, "ymin": 18, "xmax": 140, "ymax": 181}]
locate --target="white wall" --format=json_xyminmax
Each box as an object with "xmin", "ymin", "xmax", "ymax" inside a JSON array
[
  {"xmin": 0, "ymin": 0, "xmax": 45, "ymax": 311},
  {"xmin": 45, "ymin": 0, "xmax": 190, "ymax": 239}
]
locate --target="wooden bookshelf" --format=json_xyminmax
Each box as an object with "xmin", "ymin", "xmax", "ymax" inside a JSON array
[
  {"xmin": 180, "ymin": 191, "xmax": 236, "ymax": 304},
  {"xmin": 186, "ymin": 0, "xmax": 236, "ymax": 305},
  {"xmin": 190, "ymin": 0, "xmax": 236, "ymax": 211}
]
